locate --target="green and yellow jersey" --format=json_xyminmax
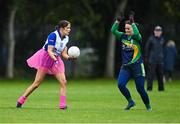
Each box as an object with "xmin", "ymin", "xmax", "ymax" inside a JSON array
[{"xmin": 111, "ymin": 22, "xmax": 143, "ymax": 65}]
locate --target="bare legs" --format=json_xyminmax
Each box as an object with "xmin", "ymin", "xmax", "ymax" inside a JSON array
[
  {"xmin": 22, "ymin": 69, "xmax": 46, "ymax": 97},
  {"xmin": 55, "ymin": 72, "xmax": 67, "ymax": 96},
  {"xmin": 16, "ymin": 69, "xmax": 46, "ymax": 107},
  {"xmin": 17, "ymin": 69, "xmax": 67, "ymax": 109},
  {"xmin": 55, "ymin": 72, "xmax": 67, "ymax": 109},
  {"xmin": 22, "ymin": 70, "xmax": 67, "ymax": 98}
]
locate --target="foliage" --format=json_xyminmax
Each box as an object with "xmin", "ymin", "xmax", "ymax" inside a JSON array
[{"xmin": 0, "ymin": 0, "xmax": 180, "ymax": 76}]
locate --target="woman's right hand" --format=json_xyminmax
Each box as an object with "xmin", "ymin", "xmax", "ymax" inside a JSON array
[
  {"xmin": 129, "ymin": 11, "xmax": 135, "ymax": 23},
  {"xmin": 117, "ymin": 12, "xmax": 124, "ymax": 23}
]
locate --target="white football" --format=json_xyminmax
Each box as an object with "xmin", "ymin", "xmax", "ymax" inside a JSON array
[{"xmin": 68, "ymin": 46, "xmax": 80, "ymax": 58}]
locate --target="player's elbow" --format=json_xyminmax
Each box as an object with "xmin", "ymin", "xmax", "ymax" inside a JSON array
[
  {"xmin": 61, "ymin": 51, "xmax": 68, "ymax": 60},
  {"xmin": 138, "ymin": 35, "xmax": 142, "ymax": 41},
  {"xmin": 111, "ymin": 26, "xmax": 116, "ymax": 34},
  {"xmin": 61, "ymin": 51, "xmax": 66, "ymax": 57},
  {"xmin": 111, "ymin": 27, "xmax": 115, "ymax": 34},
  {"xmin": 47, "ymin": 49, "xmax": 53, "ymax": 55},
  {"xmin": 134, "ymin": 34, "xmax": 142, "ymax": 41}
]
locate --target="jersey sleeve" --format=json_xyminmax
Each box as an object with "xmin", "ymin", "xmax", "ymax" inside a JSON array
[
  {"xmin": 132, "ymin": 23, "xmax": 142, "ymax": 41},
  {"xmin": 111, "ymin": 21, "xmax": 124, "ymax": 40},
  {"xmin": 47, "ymin": 33, "xmax": 56, "ymax": 46}
]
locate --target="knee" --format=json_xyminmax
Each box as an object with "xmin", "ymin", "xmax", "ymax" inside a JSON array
[
  {"xmin": 136, "ymin": 87, "xmax": 142, "ymax": 93},
  {"xmin": 33, "ymin": 83, "xmax": 40, "ymax": 89},
  {"xmin": 118, "ymin": 82, "xmax": 125, "ymax": 90},
  {"xmin": 136, "ymin": 86, "xmax": 145, "ymax": 94},
  {"xmin": 60, "ymin": 79, "xmax": 67, "ymax": 87},
  {"xmin": 33, "ymin": 80, "xmax": 41, "ymax": 88}
]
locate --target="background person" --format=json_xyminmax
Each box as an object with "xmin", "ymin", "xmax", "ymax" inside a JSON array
[
  {"xmin": 163, "ymin": 40, "xmax": 177, "ymax": 82},
  {"xmin": 145, "ymin": 26, "xmax": 165, "ymax": 91}
]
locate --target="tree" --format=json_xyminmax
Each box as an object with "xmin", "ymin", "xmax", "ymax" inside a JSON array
[
  {"xmin": 6, "ymin": 7, "xmax": 17, "ymax": 78},
  {"xmin": 5, "ymin": 0, "xmax": 25, "ymax": 78},
  {"xmin": 105, "ymin": 0, "xmax": 127, "ymax": 78}
]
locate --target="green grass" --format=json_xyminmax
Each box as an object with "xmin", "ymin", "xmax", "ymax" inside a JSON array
[{"xmin": 0, "ymin": 78, "xmax": 180, "ymax": 123}]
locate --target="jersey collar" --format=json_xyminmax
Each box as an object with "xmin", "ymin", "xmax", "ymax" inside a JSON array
[{"xmin": 57, "ymin": 30, "xmax": 66, "ymax": 40}]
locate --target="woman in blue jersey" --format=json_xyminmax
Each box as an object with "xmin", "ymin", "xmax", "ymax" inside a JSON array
[
  {"xmin": 111, "ymin": 12, "xmax": 151, "ymax": 110},
  {"xmin": 16, "ymin": 20, "xmax": 74, "ymax": 109}
]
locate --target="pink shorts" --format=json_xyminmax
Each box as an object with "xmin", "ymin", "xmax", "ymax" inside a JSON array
[{"xmin": 27, "ymin": 49, "xmax": 65, "ymax": 75}]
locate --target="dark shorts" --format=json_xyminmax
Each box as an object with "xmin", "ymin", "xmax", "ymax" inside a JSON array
[{"xmin": 119, "ymin": 61, "xmax": 145, "ymax": 79}]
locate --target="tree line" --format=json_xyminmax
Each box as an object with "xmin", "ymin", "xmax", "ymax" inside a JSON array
[{"xmin": 0, "ymin": 0, "xmax": 179, "ymax": 78}]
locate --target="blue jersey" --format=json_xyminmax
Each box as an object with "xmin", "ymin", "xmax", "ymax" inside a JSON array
[
  {"xmin": 43, "ymin": 30, "xmax": 69, "ymax": 56},
  {"xmin": 121, "ymin": 34, "xmax": 143, "ymax": 65}
]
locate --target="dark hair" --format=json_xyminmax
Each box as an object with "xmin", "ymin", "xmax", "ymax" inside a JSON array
[
  {"xmin": 125, "ymin": 20, "xmax": 132, "ymax": 25},
  {"xmin": 55, "ymin": 20, "xmax": 70, "ymax": 30}
]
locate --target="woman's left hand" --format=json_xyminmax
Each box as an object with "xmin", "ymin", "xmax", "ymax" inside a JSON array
[{"xmin": 129, "ymin": 11, "xmax": 135, "ymax": 23}]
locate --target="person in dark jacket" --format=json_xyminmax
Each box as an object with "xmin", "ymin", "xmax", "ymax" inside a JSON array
[
  {"xmin": 163, "ymin": 40, "xmax": 177, "ymax": 82},
  {"xmin": 145, "ymin": 26, "xmax": 165, "ymax": 91}
]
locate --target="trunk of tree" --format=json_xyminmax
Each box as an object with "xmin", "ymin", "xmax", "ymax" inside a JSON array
[
  {"xmin": 6, "ymin": 7, "xmax": 17, "ymax": 78},
  {"xmin": 105, "ymin": 0, "xmax": 127, "ymax": 78}
]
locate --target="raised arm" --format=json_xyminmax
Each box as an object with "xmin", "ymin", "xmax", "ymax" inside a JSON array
[
  {"xmin": 128, "ymin": 11, "xmax": 142, "ymax": 41},
  {"xmin": 111, "ymin": 21, "xmax": 124, "ymax": 40},
  {"xmin": 132, "ymin": 23, "xmax": 142, "ymax": 41}
]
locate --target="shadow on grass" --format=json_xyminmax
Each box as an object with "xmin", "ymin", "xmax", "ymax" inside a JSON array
[
  {"xmin": 0, "ymin": 106, "xmax": 60, "ymax": 110},
  {"xmin": 0, "ymin": 106, "xmax": 144, "ymax": 111}
]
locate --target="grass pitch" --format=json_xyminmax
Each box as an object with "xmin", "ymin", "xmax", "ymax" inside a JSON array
[{"xmin": 0, "ymin": 78, "xmax": 180, "ymax": 123}]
